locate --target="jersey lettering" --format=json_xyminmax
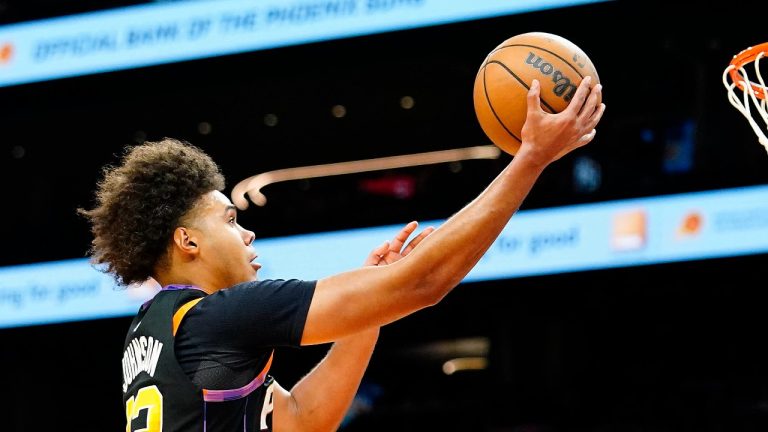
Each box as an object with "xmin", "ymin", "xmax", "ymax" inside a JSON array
[{"xmin": 260, "ymin": 383, "xmax": 274, "ymax": 431}]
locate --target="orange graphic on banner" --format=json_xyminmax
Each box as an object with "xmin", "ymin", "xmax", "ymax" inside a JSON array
[
  {"xmin": 677, "ymin": 211, "xmax": 703, "ymax": 237},
  {"xmin": 611, "ymin": 210, "xmax": 647, "ymax": 251},
  {"xmin": 0, "ymin": 43, "xmax": 13, "ymax": 65}
]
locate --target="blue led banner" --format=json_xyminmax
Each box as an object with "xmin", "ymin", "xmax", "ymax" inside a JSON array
[
  {"xmin": 0, "ymin": 0, "xmax": 607, "ymax": 87},
  {"xmin": 1, "ymin": 184, "xmax": 767, "ymax": 329}
]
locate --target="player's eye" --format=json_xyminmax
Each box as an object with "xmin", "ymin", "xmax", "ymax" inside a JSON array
[{"xmin": 228, "ymin": 217, "xmax": 236, "ymax": 224}]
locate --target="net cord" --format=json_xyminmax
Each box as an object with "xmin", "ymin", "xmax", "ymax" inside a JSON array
[{"xmin": 722, "ymin": 51, "xmax": 768, "ymax": 152}]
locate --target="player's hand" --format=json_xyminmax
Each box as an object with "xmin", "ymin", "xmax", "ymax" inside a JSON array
[
  {"xmin": 362, "ymin": 221, "xmax": 435, "ymax": 267},
  {"xmin": 518, "ymin": 76, "xmax": 606, "ymax": 165}
]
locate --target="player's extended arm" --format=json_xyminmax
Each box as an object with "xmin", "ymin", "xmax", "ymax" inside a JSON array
[
  {"xmin": 302, "ymin": 77, "xmax": 605, "ymax": 345},
  {"xmin": 272, "ymin": 223, "xmax": 433, "ymax": 432}
]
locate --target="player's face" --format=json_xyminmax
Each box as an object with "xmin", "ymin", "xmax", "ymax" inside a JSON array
[{"xmin": 193, "ymin": 191, "xmax": 260, "ymax": 287}]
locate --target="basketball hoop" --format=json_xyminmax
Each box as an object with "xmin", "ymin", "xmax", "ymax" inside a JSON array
[{"xmin": 722, "ymin": 42, "xmax": 768, "ymax": 153}]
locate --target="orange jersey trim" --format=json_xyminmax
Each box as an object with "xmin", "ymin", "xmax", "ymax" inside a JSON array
[{"xmin": 172, "ymin": 298, "xmax": 204, "ymax": 336}]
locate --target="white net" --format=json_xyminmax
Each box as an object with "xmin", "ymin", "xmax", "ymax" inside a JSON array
[{"xmin": 723, "ymin": 48, "xmax": 768, "ymax": 153}]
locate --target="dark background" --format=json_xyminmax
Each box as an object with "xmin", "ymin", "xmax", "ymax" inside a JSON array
[{"xmin": 1, "ymin": 0, "xmax": 768, "ymax": 430}]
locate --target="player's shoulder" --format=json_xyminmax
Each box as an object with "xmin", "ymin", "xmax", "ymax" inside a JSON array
[
  {"xmin": 198, "ymin": 279, "xmax": 315, "ymax": 305},
  {"xmin": 227, "ymin": 279, "xmax": 316, "ymax": 291}
]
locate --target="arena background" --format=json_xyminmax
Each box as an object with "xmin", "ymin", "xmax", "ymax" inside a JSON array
[{"xmin": 1, "ymin": 0, "xmax": 767, "ymax": 430}]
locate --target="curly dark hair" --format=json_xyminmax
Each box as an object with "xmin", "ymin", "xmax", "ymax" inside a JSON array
[{"xmin": 79, "ymin": 138, "xmax": 225, "ymax": 286}]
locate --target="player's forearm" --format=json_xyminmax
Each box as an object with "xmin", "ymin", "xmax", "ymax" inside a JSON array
[
  {"xmin": 306, "ymin": 154, "xmax": 548, "ymax": 342},
  {"xmin": 404, "ymin": 153, "xmax": 546, "ymax": 300},
  {"xmin": 289, "ymin": 328, "xmax": 379, "ymax": 431}
]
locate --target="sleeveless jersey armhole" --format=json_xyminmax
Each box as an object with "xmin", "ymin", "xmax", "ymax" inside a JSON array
[{"xmin": 171, "ymin": 296, "xmax": 275, "ymax": 401}]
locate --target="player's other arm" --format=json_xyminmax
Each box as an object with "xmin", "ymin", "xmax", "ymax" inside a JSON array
[
  {"xmin": 302, "ymin": 77, "xmax": 605, "ymax": 346},
  {"xmin": 272, "ymin": 224, "xmax": 432, "ymax": 432},
  {"xmin": 271, "ymin": 328, "xmax": 379, "ymax": 432}
]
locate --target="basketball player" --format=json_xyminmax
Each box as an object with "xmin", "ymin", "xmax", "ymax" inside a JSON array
[{"xmin": 81, "ymin": 77, "xmax": 604, "ymax": 432}]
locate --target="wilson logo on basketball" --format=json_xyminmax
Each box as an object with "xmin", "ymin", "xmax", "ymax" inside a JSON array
[{"xmin": 525, "ymin": 52, "xmax": 577, "ymax": 101}]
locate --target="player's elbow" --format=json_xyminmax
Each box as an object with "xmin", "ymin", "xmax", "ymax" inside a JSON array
[
  {"xmin": 275, "ymin": 392, "xmax": 335, "ymax": 432},
  {"xmin": 417, "ymin": 271, "xmax": 461, "ymax": 307},
  {"xmin": 388, "ymin": 259, "xmax": 461, "ymax": 313}
]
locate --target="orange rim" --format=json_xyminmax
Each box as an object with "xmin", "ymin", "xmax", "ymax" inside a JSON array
[{"xmin": 729, "ymin": 42, "xmax": 768, "ymax": 100}]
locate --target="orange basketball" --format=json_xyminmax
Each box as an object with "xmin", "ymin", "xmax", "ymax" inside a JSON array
[{"xmin": 473, "ymin": 32, "xmax": 600, "ymax": 155}]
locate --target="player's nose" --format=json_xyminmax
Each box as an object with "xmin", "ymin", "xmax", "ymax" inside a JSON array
[{"xmin": 243, "ymin": 229, "xmax": 255, "ymax": 246}]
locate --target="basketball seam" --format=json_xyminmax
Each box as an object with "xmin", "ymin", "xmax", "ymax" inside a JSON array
[
  {"xmin": 487, "ymin": 60, "xmax": 557, "ymax": 114},
  {"xmin": 489, "ymin": 44, "xmax": 586, "ymax": 78},
  {"xmin": 482, "ymin": 63, "xmax": 522, "ymax": 144}
]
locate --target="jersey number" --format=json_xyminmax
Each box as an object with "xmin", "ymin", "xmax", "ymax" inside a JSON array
[{"xmin": 126, "ymin": 385, "xmax": 163, "ymax": 432}]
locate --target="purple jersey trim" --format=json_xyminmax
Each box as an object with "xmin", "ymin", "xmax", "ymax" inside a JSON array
[
  {"xmin": 203, "ymin": 400, "xmax": 207, "ymax": 432},
  {"xmin": 203, "ymin": 352, "xmax": 274, "ymax": 402},
  {"xmin": 163, "ymin": 284, "xmax": 206, "ymax": 292}
]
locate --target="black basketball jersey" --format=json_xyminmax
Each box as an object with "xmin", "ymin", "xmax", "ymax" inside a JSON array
[{"xmin": 122, "ymin": 286, "xmax": 276, "ymax": 432}]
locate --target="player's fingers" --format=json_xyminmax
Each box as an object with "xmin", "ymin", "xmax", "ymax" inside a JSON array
[
  {"xmin": 564, "ymin": 76, "xmax": 592, "ymax": 115},
  {"xmin": 401, "ymin": 226, "xmax": 435, "ymax": 257},
  {"xmin": 371, "ymin": 241, "xmax": 389, "ymax": 258},
  {"xmin": 576, "ymin": 129, "xmax": 597, "ymax": 148},
  {"xmin": 362, "ymin": 241, "xmax": 390, "ymax": 266},
  {"xmin": 374, "ymin": 241, "xmax": 391, "ymax": 256},
  {"xmin": 586, "ymin": 103, "xmax": 606, "ymax": 131},
  {"xmin": 578, "ymin": 83, "xmax": 602, "ymax": 119},
  {"xmin": 390, "ymin": 221, "xmax": 418, "ymax": 252},
  {"xmin": 526, "ymin": 79, "xmax": 542, "ymax": 115}
]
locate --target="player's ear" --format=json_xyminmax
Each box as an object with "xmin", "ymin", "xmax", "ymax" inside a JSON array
[{"xmin": 173, "ymin": 227, "xmax": 199, "ymax": 256}]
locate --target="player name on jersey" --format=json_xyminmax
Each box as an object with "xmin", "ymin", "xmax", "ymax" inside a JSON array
[{"xmin": 121, "ymin": 335, "xmax": 163, "ymax": 393}]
